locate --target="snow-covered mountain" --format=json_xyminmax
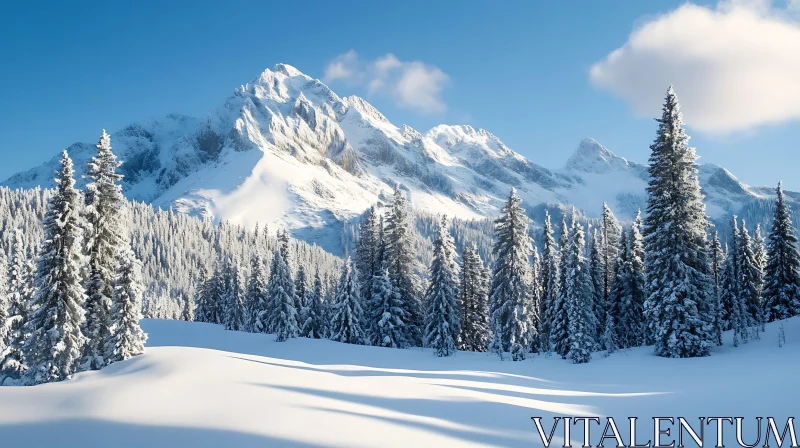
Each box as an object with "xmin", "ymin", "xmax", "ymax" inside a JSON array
[{"xmin": 3, "ymin": 63, "xmax": 793, "ymax": 253}]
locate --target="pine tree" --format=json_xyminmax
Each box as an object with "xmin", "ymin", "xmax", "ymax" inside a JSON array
[
  {"xmin": 365, "ymin": 225, "xmax": 409, "ymax": 348},
  {"xmin": 330, "ymin": 258, "xmax": 365, "ymax": 345},
  {"xmin": 601, "ymin": 203, "xmax": 622, "ymax": 311},
  {"xmin": 565, "ymin": 211, "xmax": 595, "ymax": 364},
  {"xmin": 83, "ymin": 130, "xmax": 128, "ymax": 370},
  {"xmin": 550, "ymin": 214, "xmax": 570, "ymax": 358},
  {"xmin": 0, "ymin": 229, "xmax": 31, "ymax": 383},
  {"xmin": 628, "ymin": 214, "xmax": 647, "ymax": 346},
  {"xmin": 105, "ymin": 248, "xmax": 147, "ymax": 364},
  {"xmin": 722, "ymin": 218, "xmax": 749, "ymax": 346},
  {"xmin": 642, "ymin": 87, "xmax": 714, "ymax": 358},
  {"xmin": 602, "ymin": 313, "xmax": 618, "ymax": 357},
  {"xmin": 266, "ymin": 249, "xmax": 299, "ymax": 341},
  {"xmin": 294, "ymin": 265, "xmax": 310, "ymax": 330},
  {"xmin": 608, "ymin": 228, "xmax": 631, "ymax": 346},
  {"xmin": 302, "ymin": 271, "xmax": 325, "ymax": 339},
  {"xmin": 0, "ymin": 254, "xmax": 9, "ymax": 352},
  {"xmin": 488, "ymin": 189, "xmax": 535, "ymax": 361},
  {"xmin": 588, "ymin": 229, "xmax": 606, "ymax": 348},
  {"xmin": 222, "ymin": 261, "xmax": 245, "ymax": 331},
  {"xmin": 737, "ymin": 221, "xmax": 762, "ymax": 333},
  {"xmin": 181, "ymin": 291, "xmax": 194, "ymax": 322},
  {"xmin": 709, "ymin": 232, "xmax": 725, "ymax": 346},
  {"xmin": 245, "ymin": 253, "xmax": 268, "ymax": 332},
  {"xmin": 193, "ymin": 267, "xmax": 218, "ymax": 324},
  {"xmin": 384, "ymin": 186, "xmax": 423, "ymax": 346},
  {"xmin": 424, "ymin": 216, "xmax": 460, "ymax": 357},
  {"xmin": 355, "ymin": 206, "xmax": 380, "ymax": 301},
  {"xmin": 540, "ymin": 212, "xmax": 560, "ymax": 354},
  {"xmin": 458, "ymin": 244, "xmax": 489, "ymax": 352},
  {"xmin": 20, "ymin": 151, "xmax": 88, "ymax": 385},
  {"xmin": 763, "ymin": 182, "xmax": 800, "ymax": 322}
]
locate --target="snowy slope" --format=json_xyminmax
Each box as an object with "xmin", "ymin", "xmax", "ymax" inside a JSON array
[
  {"xmin": 3, "ymin": 64, "xmax": 794, "ymax": 253},
  {"xmin": 0, "ymin": 317, "xmax": 795, "ymax": 447}
]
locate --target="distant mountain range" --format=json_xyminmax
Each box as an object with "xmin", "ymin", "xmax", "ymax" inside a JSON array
[{"xmin": 4, "ymin": 63, "xmax": 796, "ymax": 254}]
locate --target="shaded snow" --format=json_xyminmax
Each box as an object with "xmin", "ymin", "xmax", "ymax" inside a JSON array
[{"xmin": 0, "ymin": 317, "xmax": 796, "ymax": 447}]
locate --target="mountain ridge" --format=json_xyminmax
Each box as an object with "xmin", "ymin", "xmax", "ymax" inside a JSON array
[{"xmin": 3, "ymin": 63, "xmax": 792, "ymax": 254}]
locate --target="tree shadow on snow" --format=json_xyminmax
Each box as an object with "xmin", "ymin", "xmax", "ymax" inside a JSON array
[{"xmin": 0, "ymin": 418, "xmax": 325, "ymax": 448}]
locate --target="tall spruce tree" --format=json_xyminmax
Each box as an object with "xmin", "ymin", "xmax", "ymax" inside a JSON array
[
  {"xmin": 550, "ymin": 214, "xmax": 571, "ymax": 358},
  {"xmin": 737, "ymin": 221, "xmax": 762, "ymax": 333},
  {"xmin": 628, "ymin": 214, "xmax": 647, "ymax": 346},
  {"xmin": 642, "ymin": 87, "xmax": 714, "ymax": 358},
  {"xmin": 355, "ymin": 206, "xmax": 380, "ymax": 301},
  {"xmin": 330, "ymin": 258, "xmax": 365, "ymax": 345},
  {"xmin": 608, "ymin": 228, "xmax": 631, "ymax": 346},
  {"xmin": 458, "ymin": 244, "xmax": 489, "ymax": 352},
  {"xmin": 21, "ymin": 151, "xmax": 88, "ymax": 385},
  {"xmin": 245, "ymin": 253, "xmax": 268, "ymax": 332},
  {"xmin": 266, "ymin": 249, "xmax": 299, "ymax": 341},
  {"xmin": 565, "ymin": 211, "xmax": 595, "ymax": 364},
  {"xmin": 763, "ymin": 182, "xmax": 800, "ymax": 322},
  {"xmin": 541, "ymin": 212, "xmax": 560, "ymax": 354},
  {"xmin": 384, "ymin": 186, "xmax": 422, "ymax": 346},
  {"xmin": 588, "ymin": 229, "xmax": 606, "ymax": 348},
  {"xmin": 222, "ymin": 261, "xmax": 245, "ymax": 331},
  {"xmin": 0, "ymin": 230, "xmax": 31, "ymax": 383},
  {"xmin": 600, "ymin": 203, "xmax": 622, "ymax": 310},
  {"xmin": 83, "ymin": 130, "xmax": 127, "ymax": 370},
  {"xmin": 0, "ymin": 254, "xmax": 8, "ymax": 353},
  {"xmin": 488, "ymin": 189, "xmax": 535, "ymax": 361},
  {"xmin": 302, "ymin": 271, "xmax": 325, "ymax": 339},
  {"xmin": 423, "ymin": 216, "xmax": 460, "ymax": 357},
  {"xmin": 709, "ymin": 232, "xmax": 725, "ymax": 346},
  {"xmin": 105, "ymin": 248, "xmax": 147, "ymax": 364},
  {"xmin": 366, "ymin": 224, "xmax": 409, "ymax": 348}
]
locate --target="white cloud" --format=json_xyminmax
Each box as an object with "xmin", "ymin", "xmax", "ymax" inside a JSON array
[
  {"xmin": 323, "ymin": 51, "xmax": 449, "ymax": 115},
  {"xmin": 323, "ymin": 50, "xmax": 361, "ymax": 84},
  {"xmin": 590, "ymin": 0, "xmax": 800, "ymax": 134}
]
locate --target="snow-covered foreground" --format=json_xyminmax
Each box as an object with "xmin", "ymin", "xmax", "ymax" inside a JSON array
[{"xmin": 0, "ymin": 318, "xmax": 796, "ymax": 447}]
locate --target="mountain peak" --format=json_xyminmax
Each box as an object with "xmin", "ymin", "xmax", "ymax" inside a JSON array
[{"xmin": 564, "ymin": 138, "xmax": 631, "ymax": 174}]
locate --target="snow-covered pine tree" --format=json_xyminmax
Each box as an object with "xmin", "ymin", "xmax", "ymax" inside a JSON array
[
  {"xmin": 642, "ymin": 87, "xmax": 714, "ymax": 358},
  {"xmin": 193, "ymin": 266, "xmax": 217, "ymax": 324},
  {"xmin": 550, "ymin": 214, "xmax": 570, "ymax": 359},
  {"xmin": 628, "ymin": 213, "xmax": 647, "ymax": 346},
  {"xmin": 355, "ymin": 206, "xmax": 380, "ymax": 301},
  {"xmin": 0, "ymin": 254, "xmax": 8, "ymax": 352},
  {"xmin": 105, "ymin": 248, "xmax": 147, "ymax": 364},
  {"xmin": 294, "ymin": 265, "xmax": 310, "ymax": 330},
  {"xmin": 710, "ymin": 232, "xmax": 725, "ymax": 346},
  {"xmin": 245, "ymin": 253, "xmax": 268, "ymax": 333},
  {"xmin": 763, "ymin": 182, "xmax": 800, "ymax": 322},
  {"xmin": 458, "ymin": 244, "xmax": 489, "ymax": 352},
  {"xmin": 181, "ymin": 291, "xmax": 194, "ymax": 322},
  {"xmin": 608, "ymin": 228, "xmax": 631, "ymax": 347},
  {"xmin": 423, "ymin": 216, "xmax": 460, "ymax": 357},
  {"xmin": 365, "ymin": 220, "xmax": 409, "ymax": 348},
  {"xmin": 20, "ymin": 151, "xmax": 88, "ymax": 385},
  {"xmin": 82, "ymin": 130, "xmax": 127, "ymax": 370},
  {"xmin": 602, "ymin": 313, "xmax": 618, "ymax": 357},
  {"xmin": 588, "ymin": 228, "xmax": 605, "ymax": 348},
  {"xmin": 529, "ymin": 246, "xmax": 543, "ymax": 353},
  {"xmin": 737, "ymin": 221, "xmax": 762, "ymax": 333},
  {"xmin": 302, "ymin": 271, "xmax": 325, "ymax": 339},
  {"xmin": 222, "ymin": 261, "xmax": 245, "ymax": 331},
  {"xmin": 600, "ymin": 203, "xmax": 622, "ymax": 311},
  {"xmin": 565, "ymin": 210, "xmax": 595, "ymax": 364},
  {"xmin": 722, "ymin": 218, "xmax": 749, "ymax": 346},
  {"xmin": 266, "ymin": 249, "xmax": 299, "ymax": 341},
  {"xmin": 0, "ymin": 229, "xmax": 31, "ymax": 383},
  {"xmin": 384, "ymin": 186, "xmax": 423, "ymax": 346},
  {"xmin": 541, "ymin": 212, "xmax": 560, "ymax": 355},
  {"xmin": 330, "ymin": 257, "xmax": 365, "ymax": 345},
  {"xmin": 488, "ymin": 188, "xmax": 535, "ymax": 361}
]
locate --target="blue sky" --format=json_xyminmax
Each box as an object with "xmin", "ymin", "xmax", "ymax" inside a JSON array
[{"xmin": 1, "ymin": 0, "xmax": 798, "ymax": 189}]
